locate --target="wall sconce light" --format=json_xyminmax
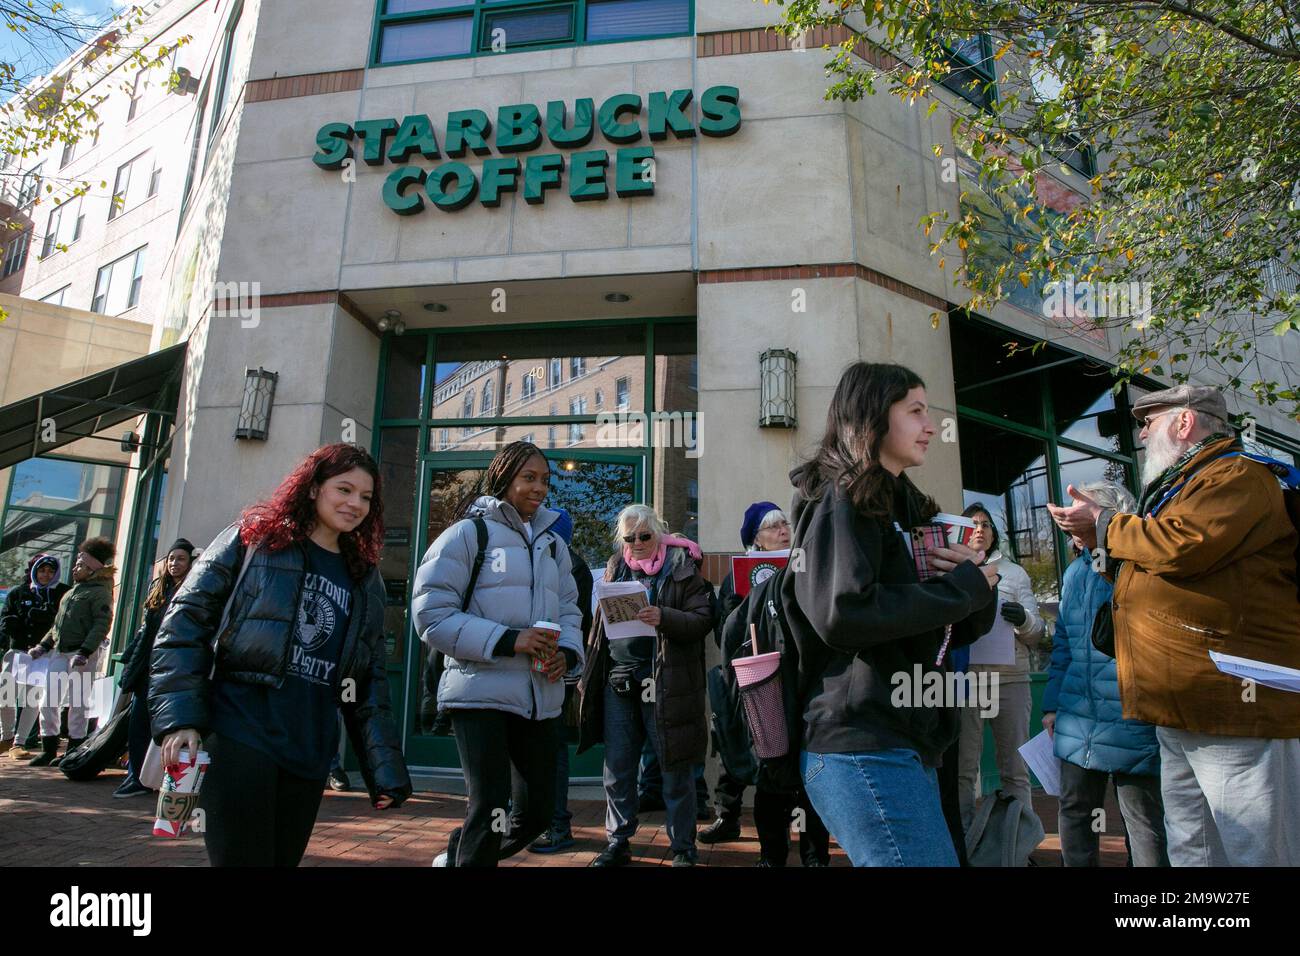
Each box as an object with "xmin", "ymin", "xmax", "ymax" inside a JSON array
[
  {"xmin": 379, "ymin": 309, "xmax": 405, "ymax": 334},
  {"xmin": 759, "ymin": 348, "xmax": 797, "ymax": 428},
  {"xmin": 236, "ymin": 367, "xmax": 278, "ymax": 440}
]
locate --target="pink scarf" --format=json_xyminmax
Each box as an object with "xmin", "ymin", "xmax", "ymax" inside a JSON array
[{"xmin": 623, "ymin": 534, "xmax": 702, "ymax": 575}]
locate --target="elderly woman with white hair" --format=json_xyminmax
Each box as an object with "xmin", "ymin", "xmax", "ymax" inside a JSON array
[
  {"xmin": 1042, "ymin": 480, "xmax": 1168, "ymax": 867},
  {"xmin": 577, "ymin": 503, "xmax": 714, "ymax": 867}
]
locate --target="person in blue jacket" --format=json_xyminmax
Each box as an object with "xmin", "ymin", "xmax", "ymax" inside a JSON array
[{"xmin": 1041, "ymin": 480, "xmax": 1168, "ymax": 867}]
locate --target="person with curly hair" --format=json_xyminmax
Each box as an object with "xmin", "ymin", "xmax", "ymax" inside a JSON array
[{"xmin": 150, "ymin": 443, "xmax": 412, "ymax": 866}]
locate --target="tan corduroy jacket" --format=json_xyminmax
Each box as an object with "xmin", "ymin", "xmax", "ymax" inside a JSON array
[{"xmin": 1104, "ymin": 437, "xmax": 1300, "ymax": 737}]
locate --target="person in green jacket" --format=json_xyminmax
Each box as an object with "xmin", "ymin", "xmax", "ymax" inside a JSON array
[{"xmin": 27, "ymin": 537, "xmax": 116, "ymax": 767}]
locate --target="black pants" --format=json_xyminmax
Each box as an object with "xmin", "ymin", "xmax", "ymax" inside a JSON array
[
  {"xmin": 754, "ymin": 786, "xmax": 831, "ymax": 865},
  {"xmin": 714, "ymin": 769, "xmax": 747, "ymax": 822},
  {"xmin": 199, "ymin": 733, "xmax": 327, "ymax": 867},
  {"xmin": 1058, "ymin": 760, "xmax": 1169, "ymax": 867},
  {"xmin": 450, "ymin": 709, "xmax": 559, "ymax": 867}
]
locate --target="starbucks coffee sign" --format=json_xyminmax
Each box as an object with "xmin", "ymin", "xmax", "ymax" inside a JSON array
[{"xmin": 312, "ymin": 86, "xmax": 740, "ymax": 215}]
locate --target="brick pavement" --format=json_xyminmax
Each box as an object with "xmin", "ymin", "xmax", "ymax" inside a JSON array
[{"xmin": 0, "ymin": 760, "xmax": 1127, "ymax": 866}]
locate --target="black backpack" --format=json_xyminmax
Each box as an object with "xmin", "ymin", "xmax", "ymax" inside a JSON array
[{"xmin": 711, "ymin": 567, "xmax": 802, "ymax": 794}]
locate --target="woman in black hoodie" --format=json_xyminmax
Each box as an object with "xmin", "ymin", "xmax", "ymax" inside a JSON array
[{"xmin": 782, "ymin": 362, "xmax": 999, "ymax": 866}]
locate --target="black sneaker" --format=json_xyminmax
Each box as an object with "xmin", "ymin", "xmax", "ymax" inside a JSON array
[
  {"xmin": 591, "ymin": 843, "xmax": 632, "ymax": 867},
  {"xmin": 698, "ymin": 817, "xmax": 741, "ymax": 844},
  {"xmin": 671, "ymin": 849, "xmax": 698, "ymax": 867},
  {"xmin": 327, "ymin": 767, "xmax": 351, "ymax": 792},
  {"xmin": 112, "ymin": 778, "xmax": 151, "ymax": 799},
  {"xmin": 528, "ymin": 829, "xmax": 576, "ymax": 854},
  {"xmin": 755, "ymin": 858, "xmax": 776, "ymax": 867}
]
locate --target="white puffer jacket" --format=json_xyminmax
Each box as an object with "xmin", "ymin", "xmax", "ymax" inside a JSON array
[
  {"xmin": 966, "ymin": 551, "xmax": 1043, "ymax": 685},
  {"xmin": 410, "ymin": 496, "xmax": 583, "ymax": 720}
]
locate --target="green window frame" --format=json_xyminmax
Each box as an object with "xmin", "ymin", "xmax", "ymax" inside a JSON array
[{"xmin": 370, "ymin": 0, "xmax": 694, "ymax": 68}]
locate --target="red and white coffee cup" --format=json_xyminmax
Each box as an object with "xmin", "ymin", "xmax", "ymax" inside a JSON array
[{"xmin": 532, "ymin": 620, "xmax": 561, "ymax": 672}]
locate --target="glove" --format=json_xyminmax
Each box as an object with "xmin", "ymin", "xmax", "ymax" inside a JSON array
[
  {"xmin": 29, "ymin": 645, "xmax": 47, "ymax": 659},
  {"xmin": 1000, "ymin": 601, "xmax": 1028, "ymax": 627}
]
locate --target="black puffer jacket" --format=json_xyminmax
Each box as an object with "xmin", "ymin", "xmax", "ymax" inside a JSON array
[{"xmin": 149, "ymin": 524, "xmax": 412, "ymax": 806}]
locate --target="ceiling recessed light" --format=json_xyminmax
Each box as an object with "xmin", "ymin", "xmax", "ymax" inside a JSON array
[
  {"xmin": 423, "ymin": 302, "xmax": 448, "ymax": 312},
  {"xmin": 604, "ymin": 292, "xmax": 631, "ymax": 303}
]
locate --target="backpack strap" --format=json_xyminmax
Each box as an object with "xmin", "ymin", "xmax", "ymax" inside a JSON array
[
  {"xmin": 1002, "ymin": 794, "xmax": 1023, "ymax": 867},
  {"xmin": 460, "ymin": 517, "xmax": 489, "ymax": 613}
]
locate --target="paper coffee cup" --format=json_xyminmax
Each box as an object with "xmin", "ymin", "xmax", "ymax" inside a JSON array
[
  {"xmin": 933, "ymin": 513, "xmax": 977, "ymax": 548},
  {"xmin": 532, "ymin": 621, "xmax": 561, "ymax": 672},
  {"xmin": 153, "ymin": 748, "xmax": 211, "ymax": 839}
]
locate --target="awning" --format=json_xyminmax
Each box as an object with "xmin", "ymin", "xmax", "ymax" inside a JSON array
[{"xmin": 0, "ymin": 342, "xmax": 187, "ymax": 471}]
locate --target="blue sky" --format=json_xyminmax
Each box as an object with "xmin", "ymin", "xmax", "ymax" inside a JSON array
[{"xmin": 1, "ymin": 2, "xmax": 131, "ymax": 95}]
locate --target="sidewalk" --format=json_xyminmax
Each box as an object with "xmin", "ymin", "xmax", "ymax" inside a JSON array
[{"xmin": 0, "ymin": 760, "xmax": 1126, "ymax": 866}]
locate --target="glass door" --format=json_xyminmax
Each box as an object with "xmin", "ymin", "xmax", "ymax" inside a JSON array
[{"xmin": 399, "ymin": 451, "xmax": 643, "ymax": 772}]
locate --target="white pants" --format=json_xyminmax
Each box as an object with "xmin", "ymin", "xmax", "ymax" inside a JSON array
[
  {"xmin": 37, "ymin": 650, "xmax": 93, "ymax": 739},
  {"xmin": 0, "ymin": 649, "xmax": 40, "ymax": 743},
  {"xmin": 1157, "ymin": 727, "xmax": 1300, "ymax": 866}
]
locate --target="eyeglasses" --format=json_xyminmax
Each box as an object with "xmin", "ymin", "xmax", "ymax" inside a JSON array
[
  {"xmin": 971, "ymin": 521, "xmax": 995, "ymax": 530},
  {"xmin": 622, "ymin": 532, "xmax": 654, "ymax": 543},
  {"xmin": 1140, "ymin": 408, "xmax": 1185, "ymax": 430}
]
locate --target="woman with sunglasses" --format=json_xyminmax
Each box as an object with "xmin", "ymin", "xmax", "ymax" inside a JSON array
[
  {"xmin": 577, "ymin": 504, "xmax": 714, "ymax": 866},
  {"xmin": 411, "ymin": 441, "xmax": 583, "ymax": 867}
]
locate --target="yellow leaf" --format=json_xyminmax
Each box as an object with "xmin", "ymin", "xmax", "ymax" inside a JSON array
[
  {"xmin": 1018, "ymin": 272, "xmax": 1031, "ymax": 287},
  {"xmin": 1125, "ymin": 249, "xmax": 1134, "ymax": 262},
  {"xmin": 957, "ymin": 237, "xmax": 968, "ymax": 250}
]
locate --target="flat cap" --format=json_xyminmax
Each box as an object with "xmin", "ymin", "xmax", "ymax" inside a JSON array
[{"xmin": 1131, "ymin": 383, "xmax": 1228, "ymax": 422}]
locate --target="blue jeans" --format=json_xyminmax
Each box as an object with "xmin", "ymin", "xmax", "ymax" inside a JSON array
[
  {"xmin": 603, "ymin": 678, "xmax": 696, "ymax": 853},
  {"xmin": 801, "ymin": 748, "xmax": 959, "ymax": 867},
  {"xmin": 638, "ymin": 741, "xmax": 709, "ymax": 811}
]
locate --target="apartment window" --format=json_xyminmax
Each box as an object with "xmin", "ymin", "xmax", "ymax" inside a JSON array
[
  {"xmin": 594, "ymin": 387, "xmax": 604, "ymax": 408},
  {"xmin": 521, "ymin": 371, "xmax": 537, "ymax": 401},
  {"xmin": 462, "ymin": 388, "xmax": 475, "ymax": 418},
  {"xmin": 615, "ymin": 376, "xmax": 630, "ymax": 410},
  {"xmin": 91, "ymin": 245, "xmax": 146, "ymax": 314},
  {"xmin": 41, "ymin": 196, "xmax": 82, "ymax": 257},
  {"xmin": 549, "ymin": 357, "xmax": 563, "ymax": 389},
  {"xmin": 127, "ymin": 71, "xmax": 144, "ymax": 121},
  {"xmin": 3, "ymin": 230, "xmax": 31, "ymax": 277},
  {"xmin": 374, "ymin": 0, "xmax": 692, "ymax": 65},
  {"xmin": 207, "ymin": 4, "xmax": 245, "ymax": 160},
  {"xmin": 568, "ymin": 423, "xmax": 584, "ymax": 445},
  {"xmin": 941, "ymin": 33, "xmax": 997, "ymax": 110},
  {"xmin": 504, "ymin": 381, "xmax": 512, "ymax": 404},
  {"xmin": 569, "ymin": 395, "xmax": 588, "ymax": 416},
  {"xmin": 180, "ymin": 82, "xmax": 211, "ymax": 217},
  {"xmin": 148, "ymin": 162, "xmax": 162, "ymax": 198},
  {"xmin": 547, "ymin": 425, "xmax": 556, "ymax": 449},
  {"xmin": 109, "ymin": 152, "xmax": 155, "ymax": 220},
  {"xmin": 40, "ymin": 285, "xmax": 70, "ymax": 305},
  {"xmin": 17, "ymin": 165, "xmax": 42, "ymax": 207},
  {"xmin": 481, "ymin": 379, "xmax": 494, "ymax": 415},
  {"xmin": 438, "ymin": 428, "xmax": 449, "ymax": 450},
  {"xmin": 60, "ymin": 139, "xmax": 75, "ymax": 169},
  {"xmin": 569, "ymin": 356, "xmax": 586, "ymax": 378}
]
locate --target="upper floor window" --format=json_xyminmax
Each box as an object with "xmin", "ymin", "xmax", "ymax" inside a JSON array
[
  {"xmin": 42, "ymin": 196, "xmax": 83, "ymax": 258},
  {"xmin": 109, "ymin": 152, "xmax": 158, "ymax": 220},
  {"xmin": 569, "ymin": 356, "xmax": 586, "ymax": 378},
  {"xmin": 374, "ymin": 0, "xmax": 692, "ymax": 66},
  {"xmin": 207, "ymin": 3, "xmax": 245, "ymax": 165},
  {"xmin": 521, "ymin": 371, "xmax": 537, "ymax": 401},
  {"xmin": 462, "ymin": 387, "xmax": 475, "ymax": 418},
  {"xmin": 941, "ymin": 33, "xmax": 997, "ymax": 110},
  {"xmin": 17, "ymin": 164, "xmax": 42, "ymax": 207},
  {"xmin": 40, "ymin": 285, "xmax": 70, "ymax": 306},
  {"xmin": 3, "ymin": 230, "xmax": 30, "ymax": 277},
  {"xmin": 548, "ymin": 357, "xmax": 563, "ymax": 390},
  {"xmin": 481, "ymin": 379, "xmax": 495, "ymax": 415},
  {"xmin": 127, "ymin": 71, "xmax": 145, "ymax": 122},
  {"xmin": 91, "ymin": 245, "xmax": 146, "ymax": 314}
]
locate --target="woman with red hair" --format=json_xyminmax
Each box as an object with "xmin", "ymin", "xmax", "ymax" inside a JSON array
[{"xmin": 150, "ymin": 443, "xmax": 411, "ymax": 866}]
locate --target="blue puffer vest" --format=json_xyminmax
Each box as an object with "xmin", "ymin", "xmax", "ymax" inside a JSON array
[{"xmin": 1042, "ymin": 555, "xmax": 1160, "ymax": 776}]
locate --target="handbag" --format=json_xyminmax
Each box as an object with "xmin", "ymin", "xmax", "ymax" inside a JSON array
[{"xmin": 141, "ymin": 541, "xmax": 259, "ymax": 789}]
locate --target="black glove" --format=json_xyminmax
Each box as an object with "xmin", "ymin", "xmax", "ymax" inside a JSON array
[{"xmin": 1000, "ymin": 601, "xmax": 1027, "ymax": 627}]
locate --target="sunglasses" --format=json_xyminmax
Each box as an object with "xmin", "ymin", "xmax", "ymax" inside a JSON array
[{"xmin": 622, "ymin": 532, "xmax": 654, "ymax": 543}]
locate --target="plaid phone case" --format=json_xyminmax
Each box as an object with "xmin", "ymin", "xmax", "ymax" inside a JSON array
[{"xmin": 910, "ymin": 524, "xmax": 949, "ymax": 581}]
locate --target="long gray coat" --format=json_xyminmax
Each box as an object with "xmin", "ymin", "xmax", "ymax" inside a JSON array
[{"xmin": 410, "ymin": 496, "xmax": 583, "ymax": 720}]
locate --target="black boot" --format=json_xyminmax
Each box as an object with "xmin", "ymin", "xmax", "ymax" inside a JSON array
[
  {"xmin": 50, "ymin": 737, "xmax": 83, "ymax": 767},
  {"xmin": 28, "ymin": 736, "xmax": 60, "ymax": 767}
]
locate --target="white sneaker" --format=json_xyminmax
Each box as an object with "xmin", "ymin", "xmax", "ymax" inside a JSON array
[{"xmin": 432, "ymin": 852, "xmax": 448, "ymax": 867}]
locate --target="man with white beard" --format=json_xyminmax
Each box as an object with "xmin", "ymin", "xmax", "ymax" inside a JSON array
[{"xmin": 1048, "ymin": 384, "xmax": 1300, "ymax": 866}]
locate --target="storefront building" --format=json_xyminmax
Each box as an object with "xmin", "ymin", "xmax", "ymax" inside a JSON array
[{"xmin": 3, "ymin": 1, "xmax": 1297, "ymax": 787}]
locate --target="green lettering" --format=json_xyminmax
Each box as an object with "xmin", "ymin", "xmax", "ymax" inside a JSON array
[
  {"xmin": 569, "ymin": 149, "xmax": 609, "ymax": 201},
  {"xmin": 648, "ymin": 89, "xmax": 695, "ymax": 141},
  {"xmin": 386, "ymin": 114, "xmax": 440, "ymax": 164},
  {"xmin": 597, "ymin": 93, "xmax": 642, "ymax": 145},
  {"xmin": 523, "ymin": 153, "xmax": 564, "ymax": 204},
  {"xmin": 312, "ymin": 122, "xmax": 354, "ymax": 169},
  {"xmin": 383, "ymin": 166, "xmax": 427, "ymax": 215},
  {"xmin": 426, "ymin": 162, "xmax": 478, "ymax": 211},
  {"xmin": 699, "ymin": 85, "xmax": 741, "ymax": 137},
  {"xmin": 497, "ymin": 103, "xmax": 542, "ymax": 153},
  {"xmin": 444, "ymin": 110, "xmax": 493, "ymax": 158},
  {"xmin": 353, "ymin": 118, "xmax": 399, "ymax": 165},
  {"xmin": 480, "ymin": 157, "xmax": 521, "ymax": 207},
  {"xmin": 615, "ymin": 146, "xmax": 655, "ymax": 197},
  {"xmin": 546, "ymin": 99, "xmax": 594, "ymax": 148}
]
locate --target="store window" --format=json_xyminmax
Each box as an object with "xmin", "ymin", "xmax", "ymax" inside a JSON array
[
  {"xmin": 0, "ymin": 457, "xmax": 126, "ymax": 590},
  {"xmin": 373, "ymin": 0, "xmax": 692, "ymax": 65}
]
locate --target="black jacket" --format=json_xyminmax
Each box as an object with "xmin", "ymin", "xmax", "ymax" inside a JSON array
[
  {"xmin": 1, "ymin": 580, "xmax": 70, "ymax": 653},
  {"xmin": 782, "ymin": 473, "xmax": 998, "ymax": 765},
  {"xmin": 118, "ymin": 596, "xmax": 169, "ymax": 694},
  {"xmin": 149, "ymin": 524, "xmax": 412, "ymax": 806}
]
